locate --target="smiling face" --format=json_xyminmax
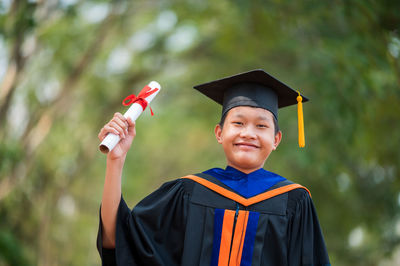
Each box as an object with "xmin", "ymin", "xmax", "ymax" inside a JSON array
[{"xmin": 215, "ymin": 106, "xmax": 282, "ymax": 173}]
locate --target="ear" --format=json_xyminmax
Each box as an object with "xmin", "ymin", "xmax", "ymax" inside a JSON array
[
  {"xmin": 273, "ymin": 130, "xmax": 282, "ymax": 150},
  {"xmin": 214, "ymin": 124, "xmax": 223, "ymax": 144}
]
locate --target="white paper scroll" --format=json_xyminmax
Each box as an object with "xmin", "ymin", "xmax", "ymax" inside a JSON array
[{"xmin": 99, "ymin": 81, "xmax": 161, "ymax": 154}]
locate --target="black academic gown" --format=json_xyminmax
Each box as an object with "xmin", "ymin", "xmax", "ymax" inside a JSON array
[{"xmin": 97, "ymin": 173, "xmax": 330, "ymax": 266}]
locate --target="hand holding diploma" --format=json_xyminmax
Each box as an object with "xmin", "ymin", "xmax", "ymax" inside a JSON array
[{"xmin": 98, "ymin": 81, "xmax": 161, "ymax": 157}]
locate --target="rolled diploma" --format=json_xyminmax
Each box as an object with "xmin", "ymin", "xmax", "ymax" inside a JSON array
[{"xmin": 99, "ymin": 81, "xmax": 161, "ymax": 154}]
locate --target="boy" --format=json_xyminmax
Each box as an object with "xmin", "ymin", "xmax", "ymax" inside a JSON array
[{"xmin": 97, "ymin": 69, "xmax": 330, "ymax": 265}]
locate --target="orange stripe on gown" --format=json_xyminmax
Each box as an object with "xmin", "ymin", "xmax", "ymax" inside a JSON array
[
  {"xmin": 181, "ymin": 175, "xmax": 311, "ymax": 206},
  {"xmin": 218, "ymin": 210, "xmax": 235, "ymax": 266},
  {"xmin": 229, "ymin": 211, "xmax": 249, "ymax": 266}
]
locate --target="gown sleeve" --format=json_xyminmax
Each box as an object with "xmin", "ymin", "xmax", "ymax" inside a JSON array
[
  {"xmin": 287, "ymin": 189, "xmax": 330, "ymax": 266},
  {"xmin": 97, "ymin": 179, "xmax": 190, "ymax": 266}
]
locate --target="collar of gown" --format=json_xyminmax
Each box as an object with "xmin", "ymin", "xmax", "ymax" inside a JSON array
[{"xmin": 202, "ymin": 166, "xmax": 286, "ymax": 198}]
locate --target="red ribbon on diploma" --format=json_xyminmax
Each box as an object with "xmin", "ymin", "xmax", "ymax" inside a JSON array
[{"xmin": 122, "ymin": 85, "xmax": 159, "ymax": 116}]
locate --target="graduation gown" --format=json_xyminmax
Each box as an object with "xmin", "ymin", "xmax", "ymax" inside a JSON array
[{"xmin": 97, "ymin": 173, "xmax": 330, "ymax": 265}]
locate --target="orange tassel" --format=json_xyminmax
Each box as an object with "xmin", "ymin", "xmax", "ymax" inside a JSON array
[{"xmin": 297, "ymin": 91, "xmax": 305, "ymax": 148}]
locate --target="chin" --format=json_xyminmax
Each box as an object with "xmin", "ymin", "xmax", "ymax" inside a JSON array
[{"xmin": 230, "ymin": 156, "xmax": 262, "ymax": 170}]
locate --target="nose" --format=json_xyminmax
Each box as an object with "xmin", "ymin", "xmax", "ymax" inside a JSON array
[{"xmin": 239, "ymin": 125, "xmax": 256, "ymax": 139}]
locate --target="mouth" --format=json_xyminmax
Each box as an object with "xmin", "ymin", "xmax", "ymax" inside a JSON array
[{"xmin": 234, "ymin": 142, "xmax": 260, "ymax": 149}]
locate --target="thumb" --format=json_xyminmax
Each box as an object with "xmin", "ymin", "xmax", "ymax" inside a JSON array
[{"xmin": 127, "ymin": 120, "xmax": 136, "ymax": 137}]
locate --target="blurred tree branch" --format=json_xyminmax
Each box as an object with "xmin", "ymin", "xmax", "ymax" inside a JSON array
[
  {"xmin": 0, "ymin": 1, "xmax": 30, "ymax": 130},
  {"xmin": 0, "ymin": 4, "xmax": 118, "ymax": 201}
]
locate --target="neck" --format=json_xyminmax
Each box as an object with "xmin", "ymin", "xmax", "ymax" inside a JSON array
[{"xmin": 227, "ymin": 164, "xmax": 262, "ymax": 174}]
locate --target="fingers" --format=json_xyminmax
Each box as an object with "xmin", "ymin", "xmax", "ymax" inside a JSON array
[
  {"xmin": 112, "ymin": 113, "xmax": 128, "ymax": 137},
  {"xmin": 98, "ymin": 124, "xmax": 118, "ymax": 141},
  {"xmin": 98, "ymin": 113, "xmax": 136, "ymax": 141},
  {"xmin": 126, "ymin": 116, "xmax": 134, "ymax": 126},
  {"xmin": 126, "ymin": 117, "xmax": 136, "ymax": 136}
]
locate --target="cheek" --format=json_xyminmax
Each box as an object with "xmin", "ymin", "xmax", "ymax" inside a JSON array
[
  {"xmin": 221, "ymin": 127, "xmax": 237, "ymax": 141},
  {"xmin": 260, "ymin": 135, "xmax": 276, "ymax": 149}
]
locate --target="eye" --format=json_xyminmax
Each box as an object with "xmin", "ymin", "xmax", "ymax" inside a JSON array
[
  {"xmin": 232, "ymin": 121, "xmax": 243, "ymax": 126},
  {"xmin": 257, "ymin": 124, "xmax": 268, "ymax": 128}
]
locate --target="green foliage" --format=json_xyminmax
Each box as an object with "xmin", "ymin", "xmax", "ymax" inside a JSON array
[
  {"xmin": 0, "ymin": 0, "xmax": 399, "ymax": 265},
  {"xmin": 0, "ymin": 230, "xmax": 31, "ymax": 266}
]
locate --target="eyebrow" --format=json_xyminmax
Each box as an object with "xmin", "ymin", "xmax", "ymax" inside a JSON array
[
  {"xmin": 232, "ymin": 113, "xmax": 271, "ymax": 121},
  {"xmin": 256, "ymin": 116, "xmax": 269, "ymax": 121}
]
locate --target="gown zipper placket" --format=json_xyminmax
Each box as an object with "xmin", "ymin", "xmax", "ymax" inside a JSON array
[{"xmin": 227, "ymin": 203, "xmax": 240, "ymax": 265}]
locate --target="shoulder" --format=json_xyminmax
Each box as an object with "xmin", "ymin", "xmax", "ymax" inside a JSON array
[
  {"xmin": 131, "ymin": 176, "xmax": 197, "ymax": 210},
  {"xmin": 156, "ymin": 175, "xmax": 198, "ymax": 195},
  {"xmin": 284, "ymin": 180, "xmax": 313, "ymax": 215},
  {"xmin": 151, "ymin": 172, "xmax": 225, "ymax": 199},
  {"xmin": 269, "ymin": 179, "xmax": 311, "ymax": 200}
]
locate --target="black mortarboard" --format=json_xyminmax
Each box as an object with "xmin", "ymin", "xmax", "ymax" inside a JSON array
[{"xmin": 193, "ymin": 69, "xmax": 308, "ymax": 147}]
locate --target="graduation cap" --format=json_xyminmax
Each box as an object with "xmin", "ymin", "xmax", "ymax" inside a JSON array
[{"xmin": 193, "ymin": 69, "xmax": 308, "ymax": 148}]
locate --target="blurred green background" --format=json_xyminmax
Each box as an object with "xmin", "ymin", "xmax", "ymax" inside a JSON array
[{"xmin": 1, "ymin": 0, "xmax": 399, "ymax": 265}]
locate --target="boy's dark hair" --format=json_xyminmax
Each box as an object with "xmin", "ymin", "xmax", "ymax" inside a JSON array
[{"xmin": 219, "ymin": 110, "xmax": 280, "ymax": 135}]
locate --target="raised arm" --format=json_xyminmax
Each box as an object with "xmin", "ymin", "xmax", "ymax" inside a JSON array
[{"xmin": 97, "ymin": 112, "xmax": 136, "ymax": 248}]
